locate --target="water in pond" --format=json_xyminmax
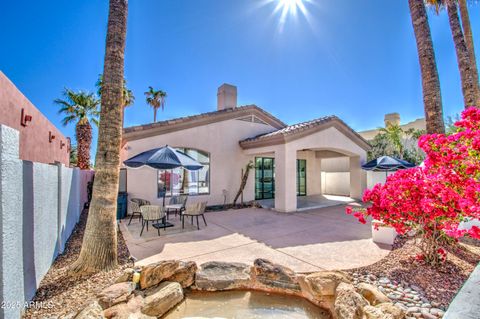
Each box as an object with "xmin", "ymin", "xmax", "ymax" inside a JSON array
[{"xmin": 164, "ymin": 290, "xmax": 331, "ymax": 319}]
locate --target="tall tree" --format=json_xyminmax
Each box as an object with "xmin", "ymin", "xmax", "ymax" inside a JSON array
[
  {"xmin": 426, "ymin": 0, "xmax": 480, "ymax": 107},
  {"xmin": 445, "ymin": 0, "xmax": 480, "ymax": 107},
  {"xmin": 408, "ymin": 0, "xmax": 445, "ymax": 134},
  {"xmin": 70, "ymin": 0, "xmax": 128, "ymax": 274},
  {"xmin": 96, "ymin": 74, "xmax": 135, "ymax": 108},
  {"xmin": 145, "ymin": 86, "xmax": 167, "ymax": 122},
  {"xmin": 458, "ymin": 0, "xmax": 479, "ymax": 102},
  {"xmin": 55, "ymin": 89, "xmax": 99, "ymax": 170}
]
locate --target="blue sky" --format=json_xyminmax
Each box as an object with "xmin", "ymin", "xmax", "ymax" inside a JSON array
[{"xmin": 1, "ymin": 0, "xmax": 479, "ymax": 155}]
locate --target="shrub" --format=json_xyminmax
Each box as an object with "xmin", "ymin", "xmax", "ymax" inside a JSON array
[{"xmin": 348, "ymin": 107, "xmax": 480, "ymax": 265}]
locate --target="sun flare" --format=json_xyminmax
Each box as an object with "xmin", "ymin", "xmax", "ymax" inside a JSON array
[
  {"xmin": 271, "ymin": 0, "xmax": 311, "ymax": 33},
  {"xmin": 276, "ymin": 0, "xmax": 306, "ymax": 16}
]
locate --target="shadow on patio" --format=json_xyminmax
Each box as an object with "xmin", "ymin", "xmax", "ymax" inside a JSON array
[{"xmin": 119, "ymin": 204, "xmax": 390, "ymax": 272}]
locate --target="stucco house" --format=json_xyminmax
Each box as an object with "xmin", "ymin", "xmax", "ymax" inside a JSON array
[{"xmin": 120, "ymin": 84, "xmax": 370, "ymax": 213}]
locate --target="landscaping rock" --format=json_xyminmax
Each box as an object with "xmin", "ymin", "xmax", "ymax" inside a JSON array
[
  {"xmin": 103, "ymin": 295, "xmax": 154, "ymax": 319},
  {"xmin": 195, "ymin": 261, "xmax": 251, "ymax": 291},
  {"xmin": 363, "ymin": 305, "xmax": 393, "ymax": 319},
  {"xmin": 141, "ymin": 281, "xmax": 184, "ymax": 317},
  {"xmin": 97, "ymin": 282, "xmax": 136, "ymax": 309},
  {"xmin": 165, "ymin": 261, "xmax": 197, "ymax": 288},
  {"xmin": 251, "ymin": 258, "xmax": 300, "ymax": 291},
  {"xmin": 358, "ymin": 282, "xmax": 391, "ymax": 306},
  {"xmin": 299, "ymin": 271, "xmax": 351, "ymax": 298},
  {"xmin": 139, "ymin": 260, "xmax": 180, "ymax": 289},
  {"xmin": 363, "ymin": 303, "xmax": 405, "ymax": 319},
  {"xmin": 73, "ymin": 301, "xmax": 105, "ymax": 319},
  {"xmin": 115, "ymin": 268, "xmax": 135, "ymax": 283},
  {"xmin": 334, "ymin": 282, "xmax": 368, "ymax": 319}
]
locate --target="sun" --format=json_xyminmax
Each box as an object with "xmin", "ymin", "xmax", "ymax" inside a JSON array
[
  {"xmin": 276, "ymin": 0, "xmax": 306, "ymax": 16},
  {"xmin": 270, "ymin": 0, "xmax": 311, "ymax": 33}
]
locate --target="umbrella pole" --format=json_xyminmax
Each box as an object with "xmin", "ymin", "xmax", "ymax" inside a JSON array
[{"xmin": 163, "ymin": 185, "xmax": 166, "ymax": 207}]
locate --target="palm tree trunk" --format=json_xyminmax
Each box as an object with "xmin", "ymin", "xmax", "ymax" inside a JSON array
[
  {"xmin": 446, "ymin": 0, "xmax": 480, "ymax": 108},
  {"xmin": 458, "ymin": 0, "xmax": 479, "ymax": 106},
  {"xmin": 76, "ymin": 122, "xmax": 92, "ymax": 170},
  {"xmin": 154, "ymin": 108, "xmax": 157, "ymax": 123},
  {"xmin": 408, "ymin": 0, "xmax": 445, "ymax": 134},
  {"xmin": 70, "ymin": 0, "xmax": 128, "ymax": 274}
]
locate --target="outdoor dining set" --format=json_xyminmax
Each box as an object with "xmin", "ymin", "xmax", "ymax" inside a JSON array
[
  {"xmin": 122, "ymin": 145, "xmax": 209, "ymax": 236},
  {"xmin": 127, "ymin": 195, "xmax": 208, "ymax": 236}
]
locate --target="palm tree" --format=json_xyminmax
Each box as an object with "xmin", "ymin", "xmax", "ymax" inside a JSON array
[
  {"xmin": 55, "ymin": 89, "xmax": 99, "ymax": 170},
  {"xmin": 408, "ymin": 0, "xmax": 445, "ymax": 134},
  {"xmin": 379, "ymin": 124, "xmax": 405, "ymax": 158},
  {"xmin": 96, "ymin": 74, "xmax": 135, "ymax": 108},
  {"xmin": 426, "ymin": 0, "xmax": 480, "ymax": 107},
  {"xmin": 458, "ymin": 0, "xmax": 479, "ymax": 104},
  {"xmin": 70, "ymin": 0, "xmax": 128, "ymax": 274},
  {"xmin": 69, "ymin": 144, "xmax": 78, "ymax": 166},
  {"xmin": 145, "ymin": 86, "xmax": 167, "ymax": 122}
]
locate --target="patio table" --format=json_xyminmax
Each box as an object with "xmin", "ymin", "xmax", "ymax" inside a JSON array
[
  {"xmin": 165, "ymin": 203, "xmax": 183, "ymax": 219},
  {"xmin": 151, "ymin": 204, "xmax": 175, "ymax": 230}
]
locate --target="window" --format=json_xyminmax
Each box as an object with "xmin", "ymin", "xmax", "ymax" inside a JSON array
[{"xmin": 158, "ymin": 148, "xmax": 210, "ymax": 197}]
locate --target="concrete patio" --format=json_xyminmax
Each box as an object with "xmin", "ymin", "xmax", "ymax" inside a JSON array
[
  {"xmin": 120, "ymin": 204, "xmax": 390, "ymax": 273},
  {"xmin": 257, "ymin": 194, "xmax": 355, "ymax": 211}
]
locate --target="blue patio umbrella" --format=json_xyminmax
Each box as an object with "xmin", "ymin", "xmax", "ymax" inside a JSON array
[
  {"xmin": 123, "ymin": 145, "xmax": 203, "ymax": 211},
  {"xmin": 123, "ymin": 145, "xmax": 203, "ymax": 171},
  {"xmin": 362, "ymin": 155, "xmax": 415, "ymax": 172}
]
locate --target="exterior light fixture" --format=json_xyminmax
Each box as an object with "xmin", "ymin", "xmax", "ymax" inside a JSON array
[
  {"xmin": 20, "ymin": 108, "xmax": 33, "ymax": 127},
  {"xmin": 49, "ymin": 131, "xmax": 56, "ymax": 143}
]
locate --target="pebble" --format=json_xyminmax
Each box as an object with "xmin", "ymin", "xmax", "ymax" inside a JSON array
[
  {"xmin": 430, "ymin": 308, "xmax": 445, "ymax": 316},
  {"xmin": 407, "ymin": 306, "xmax": 420, "ymax": 314},
  {"xmin": 351, "ymin": 272, "xmax": 445, "ymax": 319},
  {"xmin": 422, "ymin": 313, "xmax": 437, "ymax": 319}
]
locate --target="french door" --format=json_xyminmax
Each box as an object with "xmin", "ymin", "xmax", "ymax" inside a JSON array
[
  {"xmin": 297, "ymin": 159, "xmax": 307, "ymax": 196},
  {"xmin": 255, "ymin": 157, "xmax": 275, "ymax": 200}
]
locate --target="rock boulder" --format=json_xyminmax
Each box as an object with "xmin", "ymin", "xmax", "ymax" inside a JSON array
[
  {"xmin": 357, "ymin": 282, "xmax": 390, "ymax": 306},
  {"xmin": 139, "ymin": 260, "xmax": 180, "ymax": 289},
  {"xmin": 195, "ymin": 261, "xmax": 251, "ymax": 291},
  {"xmin": 251, "ymin": 258, "xmax": 300, "ymax": 292},
  {"xmin": 141, "ymin": 281, "xmax": 184, "ymax": 317},
  {"xmin": 97, "ymin": 282, "xmax": 136, "ymax": 309},
  {"xmin": 334, "ymin": 282, "xmax": 369, "ymax": 319},
  {"xmin": 166, "ymin": 261, "xmax": 197, "ymax": 288}
]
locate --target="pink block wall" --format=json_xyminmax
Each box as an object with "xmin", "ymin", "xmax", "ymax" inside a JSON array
[{"xmin": 0, "ymin": 71, "xmax": 70, "ymax": 165}]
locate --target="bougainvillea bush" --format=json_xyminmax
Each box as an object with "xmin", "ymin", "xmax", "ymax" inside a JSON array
[{"xmin": 348, "ymin": 107, "xmax": 480, "ymax": 265}]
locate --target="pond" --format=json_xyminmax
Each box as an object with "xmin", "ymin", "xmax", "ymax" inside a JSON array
[{"xmin": 164, "ymin": 290, "xmax": 331, "ymax": 319}]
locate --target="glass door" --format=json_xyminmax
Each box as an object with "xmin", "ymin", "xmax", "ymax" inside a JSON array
[
  {"xmin": 255, "ymin": 157, "xmax": 275, "ymax": 200},
  {"xmin": 297, "ymin": 159, "xmax": 307, "ymax": 196}
]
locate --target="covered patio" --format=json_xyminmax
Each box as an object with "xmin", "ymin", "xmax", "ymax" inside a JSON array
[
  {"xmin": 120, "ymin": 204, "xmax": 390, "ymax": 272},
  {"xmin": 240, "ymin": 116, "xmax": 371, "ymax": 212}
]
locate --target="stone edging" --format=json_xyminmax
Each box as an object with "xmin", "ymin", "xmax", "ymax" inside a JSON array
[{"xmin": 71, "ymin": 258, "xmax": 407, "ymax": 319}]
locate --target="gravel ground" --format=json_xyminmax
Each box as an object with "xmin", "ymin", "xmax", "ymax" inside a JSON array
[
  {"xmin": 23, "ymin": 210, "xmax": 132, "ymax": 319},
  {"xmin": 347, "ymin": 236, "xmax": 480, "ymax": 313}
]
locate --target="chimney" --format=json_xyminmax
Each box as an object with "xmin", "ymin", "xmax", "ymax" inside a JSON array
[
  {"xmin": 384, "ymin": 113, "xmax": 400, "ymax": 127},
  {"xmin": 217, "ymin": 84, "xmax": 237, "ymax": 111}
]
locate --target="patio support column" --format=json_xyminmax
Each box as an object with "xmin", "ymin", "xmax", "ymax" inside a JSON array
[
  {"xmin": 275, "ymin": 145, "xmax": 297, "ymax": 212},
  {"xmin": 349, "ymin": 155, "xmax": 366, "ymax": 200}
]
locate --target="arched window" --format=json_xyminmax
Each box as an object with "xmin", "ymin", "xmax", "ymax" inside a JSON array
[{"xmin": 158, "ymin": 148, "xmax": 210, "ymax": 197}]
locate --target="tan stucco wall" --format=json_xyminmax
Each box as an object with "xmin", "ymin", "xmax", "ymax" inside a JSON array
[
  {"xmin": 244, "ymin": 126, "xmax": 368, "ymax": 212},
  {"xmin": 0, "ymin": 71, "xmax": 70, "ymax": 165},
  {"xmin": 122, "ymin": 118, "xmax": 277, "ymax": 206}
]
